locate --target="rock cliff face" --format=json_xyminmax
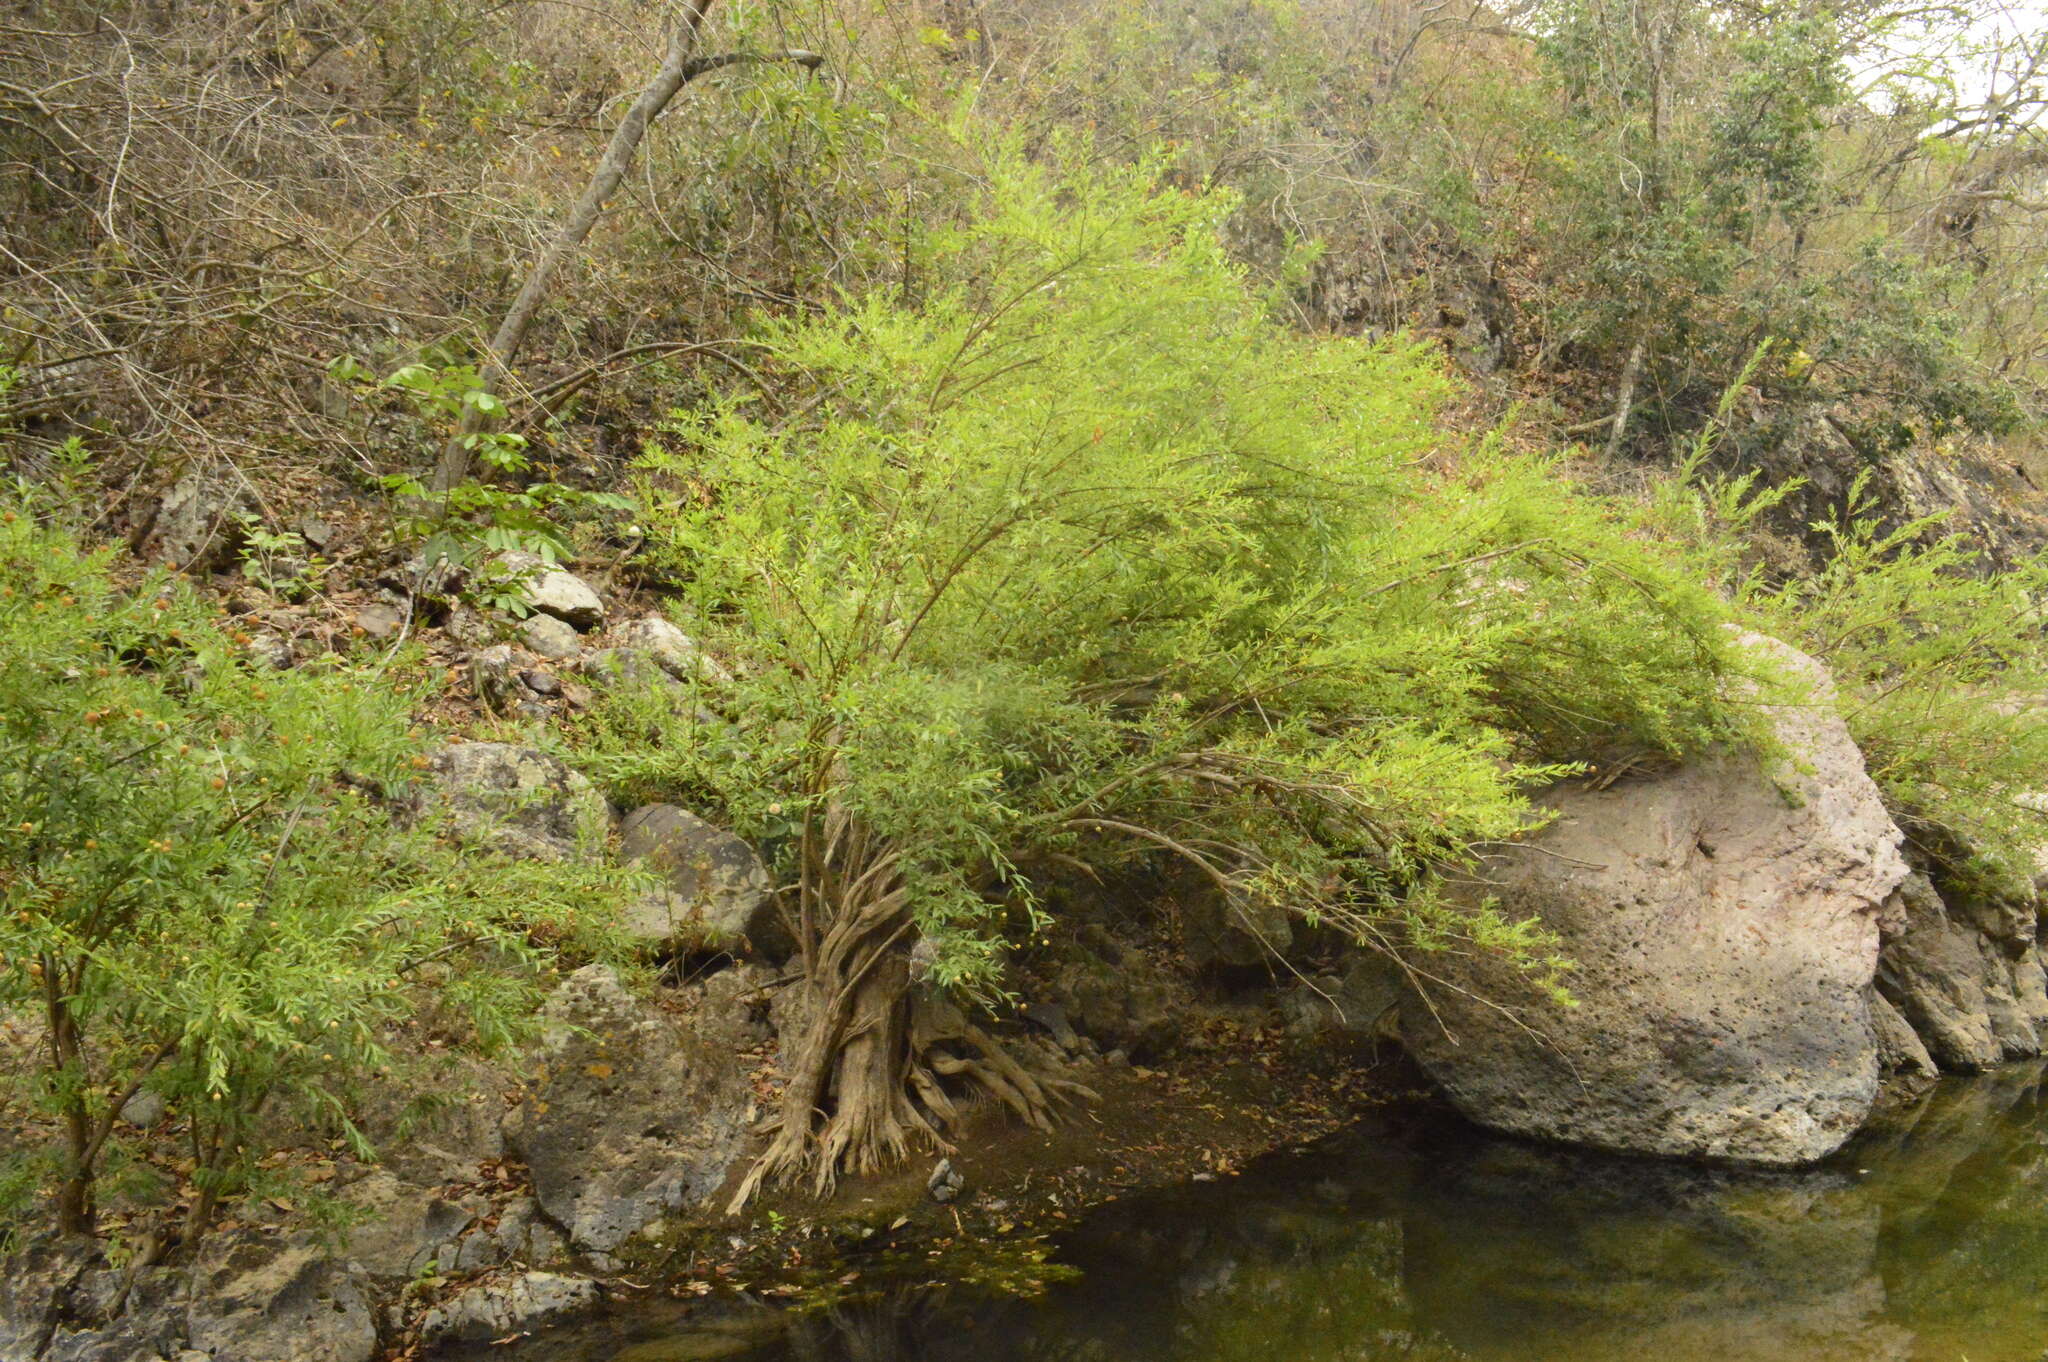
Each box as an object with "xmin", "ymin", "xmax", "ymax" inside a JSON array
[
  {"xmin": 1877, "ymin": 870, "xmax": 2048, "ymax": 1074},
  {"xmin": 1403, "ymin": 634, "xmax": 1910, "ymax": 1166}
]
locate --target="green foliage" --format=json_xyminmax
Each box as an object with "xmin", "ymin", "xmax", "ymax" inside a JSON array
[
  {"xmin": 579, "ymin": 138, "xmax": 1755, "ymax": 1002},
  {"xmin": 1741, "ymin": 479, "xmax": 2048, "ymax": 892},
  {"xmin": 329, "ymin": 357, "xmax": 634, "ymax": 611},
  {"xmin": 0, "ymin": 496, "xmax": 626, "ymax": 1237}
]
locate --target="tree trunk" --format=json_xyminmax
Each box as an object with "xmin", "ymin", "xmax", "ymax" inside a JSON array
[
  {"xmin": 727, "ymin": 843, "xmax": 1094, "ymax": 1211},
  {"xmin": 432, "ymin": 0, "xmax": 822, "ymax": 491}
]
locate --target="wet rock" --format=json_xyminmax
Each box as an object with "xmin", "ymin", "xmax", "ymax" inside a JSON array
[
  {"xmin": 420, "ymin": 1272, "xmax": 599, "ymax": 1344},
  {"xmin": 1403, "ymin": 634, "xmax": 1909, "ymax": 1167},
  {"xmin": 1868, "ymin": 987, "xmax": 1938, "ymax": 1080},
  {"xmin": 146, "ymin": 473, "xmax": 254, "ymax": 572},
  {"xmin": 520, "ymin": 612, "xmax": 583, "ymax": 660},
  {"xmin": 1877, "ymin": 873, "xmax": 2047, "ymax": 1071},
  {"xmin": 618, "ymin": 805, "xmax": 784, "ymax": 958},
  {"xmin": 423, "ymin": 742, "xmax": 608, "ymax": 862},
  {"xmin": 608, "ymin": 617, "xmax": 731, "ymax": 684},
  {"xmin": 500, "ymin": 551, "xmax": 606, "ymax": 631},
  {"xmin": 927, "ymin": 1158, "xmax": 964, "ymax": 1204},
  {"xmin": 184, "ymin": 1237, "xmax": 376, "ymax": 1362},
  {"xmin": 502, "ymin": 966, "xmax": 753, "ymax": 1252}
]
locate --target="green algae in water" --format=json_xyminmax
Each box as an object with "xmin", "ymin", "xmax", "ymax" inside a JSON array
[{"xmin": 469, "ymin": 1063, "xmax": 2048, "ymax": 1362}]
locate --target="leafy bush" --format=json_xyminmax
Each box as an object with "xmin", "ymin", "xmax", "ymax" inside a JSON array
[
  {"xmin": 0, "ymin": 495, "xmax": 624, "ymax": 1242},
  {"xmin": 576, "ymin": 135, "xmax": 1758, "ymax": 1199}
]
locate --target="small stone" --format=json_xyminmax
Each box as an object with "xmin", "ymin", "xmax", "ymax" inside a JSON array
[
  {"xmin": 520, "ymin": 612, "xmax": 583, "ymax": 660},
  {"xmin": 353, "ymin": 602, "xmax": 403, "ymax": 640},
  {"xmin": 469, "ymin": 645, "xmax": 521, "ymax": 713},
  {"xmin": 926, "ymin": 1157, "xmax": 964, "ymax": 1204},
  {"xmin": 521, "ymin": 668, "xmax": 561, "ymax": 697},
  {"xmin": 609, "ymin": 616, "xmax": 730, "ymax": 684},
  {"xmin": 499, "ymin": 551, "xmax": 606, "ymax": 631},
  {"xmin": 120, "ymin": 1089, "xmax": 166, "ymax": 1128}
]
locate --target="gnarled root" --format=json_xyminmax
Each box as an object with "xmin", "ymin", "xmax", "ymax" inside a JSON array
[{"xmin": 727, "ymin": 950, "xmax": 1097, "ymax": 1213}]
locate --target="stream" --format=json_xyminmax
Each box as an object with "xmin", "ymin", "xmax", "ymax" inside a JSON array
[{"xmin": 483, "ymin": 1062, "xmax": 2048, "ymax": 1362}]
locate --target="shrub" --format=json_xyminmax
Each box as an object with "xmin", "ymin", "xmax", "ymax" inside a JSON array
[
  {"xmin": 577, "ymin": 134, "xmax": 1758, "ymax": 1202},
  {"xmin": 0, "ymin": 495, "xmax": 625, "ymax": 1243}
]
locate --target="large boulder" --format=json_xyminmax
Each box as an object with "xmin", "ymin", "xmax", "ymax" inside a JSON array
[
  {"xmin": 617, "ymin": 804, "xmax": 785, "ymax": 958},
  {"xmin": 184, "ymin": 1237, "xmax": 376, "ymax": 1362},
  {"xmin": 422, "ymin": 742, "xmax": 608, "ymax": 862},
  {"xmin": 1402, "ymin": 634, "xmax": 1909, "ymax": 1166},
  {"xmin": 420, "ymin": 1273, "xmax": 599, "ymax": 1345},
  {"xmin": 501, "ymin": 966, "xmax": 754, "ymax": 1252}
]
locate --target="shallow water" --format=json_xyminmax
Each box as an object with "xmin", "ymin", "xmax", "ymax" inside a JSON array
[{"xmin": 497, "ymin": 1063, "xmax": 2048, "ymax": 1362}]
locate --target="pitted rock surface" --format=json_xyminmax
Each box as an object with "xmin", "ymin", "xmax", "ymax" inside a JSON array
[{"xmin": 1403, "ymin": 633, "xmax": 1909, "ymax": 1166}]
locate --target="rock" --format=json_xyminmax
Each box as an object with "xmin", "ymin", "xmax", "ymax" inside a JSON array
[
  {"xmin": 185, "ymin": 1237, "xmax": 376, "ymax": 1362},
  {"xmin": 1046, "ymin": 947, "xmax": 1185, "ymax": 1060},
  {"xmin": 469, "ymin": 644, "xmax": 523, "ymax": 713},
  {"xmin": 502, "ymin": 966, "xmax": 753, "ymax": 1252},
  {"xmin": 1181, "ymin": 885, "xmax": 1293, "ymax": 970},
  {"xmin": 420, "ymin": 1273, "xmax": 599, "ymax": 1345},
  {"xmin": 455, "ymin": 1196, "xmax": 566, "ymax": 1272},
  {"xmin": 119, "ymin": 1088, "xmax": 166, "ymax": 1128},
  {"xmin": 332, "ymin": 1170, "xmax": 478, "ymax": 1282},
  {"xmin": 500, "ymin": 551, "xmax": 606, "ymax": 631},
  {"xmin": 1278, "ymin": 953, "xmax": 1404, "ymax": 1038},
  {"xmin": 1022, "ymin": 1002, "xmax": 1081, "ymax": 1053},
  {"xmin": 522, "ymin": 668, "xmax": 561, "ymax": 698},
  {"xmin": 927, "ymin": 1158, "xmax": 964, "ymax": 1204},
  {"xmin": 608, "ymin": 617, "xmax": 731, "ymax": 684},
  {"xmin": 521, "ymin": 613, "xmax": 583, "ymax": 660},
  {"xmin": 0, "ymin": 1237, "xmax": 92, "ymax": 1361},
  {"xmin": 423, "ymin": 742, "xmax": 609, "ymax": 862},
  {"xmin": 146, "ymin": 474, "xmax": 253, "ymax": 572},
  {"xmin": 1867, "ymin": 987, "xmax": 1938, "ymax": 1080},
  {"xmin": 1877, "ymin": 872, "xmax": 2047, "ymax": 1072},
  {"xmin": 618, "ymin": 805, "xmax": 785, "ymax": 958},
  {"xmin": 1402, "ymin": 633, "xmax": 1909, "ymax": 1167},
  {"xmin": 245, "ymin": 633, "xmax": 293, "ymax": 670},
  {"xmin": 353, "ymin": 602, "xmax": 404, "ymax": 640},
  {"xmin": 581, "ymin": 646, "xmax": 670, "ymax": 688}
]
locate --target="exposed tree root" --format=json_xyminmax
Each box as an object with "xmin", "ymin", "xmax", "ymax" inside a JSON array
[{"xmin": 727, "ymin": 946, "xmax": 1097, "ymax": 1212}]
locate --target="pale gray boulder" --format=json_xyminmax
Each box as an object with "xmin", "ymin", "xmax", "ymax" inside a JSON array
[{"xmin": 1403, "ymin": 633, "xmax": 1909, "ymax": 1166}]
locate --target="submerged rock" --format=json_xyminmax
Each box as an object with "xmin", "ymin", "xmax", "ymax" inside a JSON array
[
  {"xmin": 1402, "ymin": 633, "xmax": 1908, "ymax": 1166},
  {"xmin": 502, "ymin": 965, "xmax": 753, "ymax": 1252}
]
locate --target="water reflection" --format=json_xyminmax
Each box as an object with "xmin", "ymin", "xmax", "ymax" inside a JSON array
[{"xmin": 485, "ymin": 1063, "xmax": 2048, "ymax": 1362}]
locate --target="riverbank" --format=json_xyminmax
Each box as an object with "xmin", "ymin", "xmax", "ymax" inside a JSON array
[{"xmin": 448, "ymin": 1061, "xmax": 2048, "ymax": 1362}]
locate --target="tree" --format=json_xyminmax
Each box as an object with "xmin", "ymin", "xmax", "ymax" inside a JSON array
[{"xmin": 578, "ymin": 136, "xmax": 1754, "ymax": 1203}]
